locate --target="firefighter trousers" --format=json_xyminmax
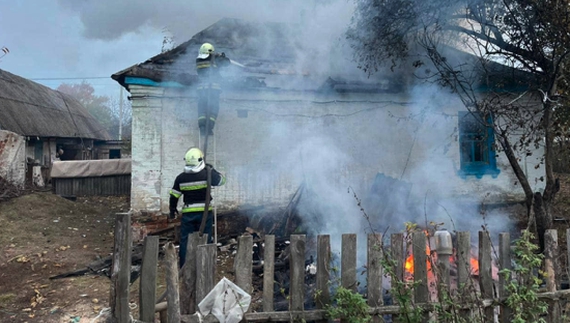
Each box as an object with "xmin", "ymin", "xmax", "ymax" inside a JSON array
[
  {"xmin": 179, "ymin": 210, "xmax": 213, "ymax": 267},
  {"xmin": 197, "ymin": 88, "xmax": 220, "ymax": 134}
]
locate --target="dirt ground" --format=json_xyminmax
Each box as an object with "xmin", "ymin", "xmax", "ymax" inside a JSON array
[{"xmin": 0, "ymin": 192, "xmax": 130, "ymax": 323}]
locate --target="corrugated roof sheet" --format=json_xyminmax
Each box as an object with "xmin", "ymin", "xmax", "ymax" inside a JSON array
[{"xmin": 0, "ymin": 69, "xmax": 111, "ymax": 140}]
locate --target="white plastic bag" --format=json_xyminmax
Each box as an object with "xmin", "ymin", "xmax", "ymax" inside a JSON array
[{"xmin": 198, "ymin": 277, "xmax": 251, "ymax": 323}]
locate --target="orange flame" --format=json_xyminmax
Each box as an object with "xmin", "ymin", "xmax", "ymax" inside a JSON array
[
  {"xmin": 470, "ymin": 257, "xmax": 480, "ymax": 275},
  {"xmin": 404, "ymin": 244, "xmax": 432, "ymax": 275}
]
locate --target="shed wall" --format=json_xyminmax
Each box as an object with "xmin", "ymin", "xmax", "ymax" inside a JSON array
[{"xmin": 0, "ymin": 130, "xmax": 26, "ymax": 185}]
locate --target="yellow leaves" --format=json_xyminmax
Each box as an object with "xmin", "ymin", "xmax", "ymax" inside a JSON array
[{"xmin": 16, "ymin": 255, "xmax": 29, "ymax": 263}]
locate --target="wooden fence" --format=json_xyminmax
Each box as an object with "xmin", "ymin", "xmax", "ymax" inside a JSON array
[{"xmin": 109, "ymin": 213, "xmax": 570, "ymax": 323}]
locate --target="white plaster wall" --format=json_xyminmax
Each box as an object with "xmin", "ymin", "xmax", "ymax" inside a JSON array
[
  {"xmin": 130, "ymin": 85, "xmax": 165, "ymax": 212},
  {"xmin": 129, "ymin": 85, "xmax": 545, "ymax": 214},
  {"xmin": 0, "ymin": 130, "xmax": 26, "ymax": 186}
]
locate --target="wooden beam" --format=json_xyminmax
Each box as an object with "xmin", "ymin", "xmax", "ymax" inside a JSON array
[
  {"xmin": 165, "ymin": 242, "xmax": 181, "ymax": 323},
  {"xmin": 139, "ymin": 236, "xmax": 159, "ymax": 322},
  {"xmin": 109, "ymin": 212, "xmax": 131, "ymax": 323},
  {"xmin": 290, "ymin": 234, "xmax": 306, "ymax": 311},
  {"xmin": 263, "ymin": 235, "xmax": 275, "ymax": 312}
]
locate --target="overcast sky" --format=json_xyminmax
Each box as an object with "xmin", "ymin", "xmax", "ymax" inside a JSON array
[{"xmin": 1, "ymin": 0, "xmax": 352, "ymax": 100}]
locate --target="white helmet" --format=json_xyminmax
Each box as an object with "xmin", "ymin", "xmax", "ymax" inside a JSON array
[
  {"xmin": 184, "ymin": 148, "xmax": 205, "ymax": 173},
  {"xmin": 197, "ymin": 43, "xmax": 214, "ymax": 59}
]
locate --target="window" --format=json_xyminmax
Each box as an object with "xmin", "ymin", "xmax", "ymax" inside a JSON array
[
  {"xmin": 109, "ymin": 149, "xmax": 121, "ymax": 159},
  {"xmin": 458, "ymin": 111, "xmax": 500, "ymax": 179},
  {"xmin": 34, "ymin": 140, "xmax": 43, "ymax": 164}
]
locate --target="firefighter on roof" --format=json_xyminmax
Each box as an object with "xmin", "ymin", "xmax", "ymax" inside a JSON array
[
  {"xmin": 169, "ymin": 147, "xmax": 226, "ymax": 267},
  {"xmin": 196, "ymin": 42, "xmax": 230, "ymax": 136}
]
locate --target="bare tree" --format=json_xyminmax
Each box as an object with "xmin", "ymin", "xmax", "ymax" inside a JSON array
[{"xmin": 347, "ymin": 0, "xmax": 570, "ymax": 249}]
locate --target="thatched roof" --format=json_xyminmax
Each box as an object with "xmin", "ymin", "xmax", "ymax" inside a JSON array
[{"xmin": 0, "ymin": 69, "xmax": 111, "ymax": 140}]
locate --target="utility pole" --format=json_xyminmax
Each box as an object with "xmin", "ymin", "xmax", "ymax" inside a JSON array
[{"xmin": 119, "ymin": 85, "xmax": 124, "ymax": 140}]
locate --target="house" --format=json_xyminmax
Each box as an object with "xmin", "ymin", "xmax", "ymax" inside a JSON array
[
  {"xmin": 0, "ymin": 68, "xmax": 114, "ymax": 186},
  {"xmin": 112, "ymin": 18, "xmax": 544, "ymax": 227}
]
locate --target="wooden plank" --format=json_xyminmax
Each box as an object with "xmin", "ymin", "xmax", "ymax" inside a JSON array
[
  {"xmin": 456, "ymin": 232, "xmax": 471, "ymax": 287},
  {"xmin": 479, "ymin": 231, "xmax": 494, "ymax": 322},
  {"xmin": 165, "ymin": 242, "xmax": 181, "ymax": 323},
  {"xmin": 567, "ymin": 228, "xmax": 570, "ymax": 290},
  {"xmin": 180, "ymin": 232, "xmax": 208, "ymax": 314},
  {"xmin": 290, "ymin": 234, "xmax": 306, "ymax": 311},
  {"xmin": 412, "ymin": 231, "xmax": 428, "ymax": 302},
  {"xmin": 109, "ymin": 212, "xmax": 131, "ymax": 323},
  {"xmin": 456, "ymin": 231, "xmax": 471, "ymax": 321},
  {"xmin": 412, "ymin": 231, "xmax": 429, "ymax": 322},
  {"xmin": 196, "ymin": 244, "xmax": 217, "ymax": 304},
  {"xmin": 263, "ymin": 235, "xmax": 276, "ymax": 312},
  {"xmin": 499, "ymin": 233, "xmax": 511, "ymax": 323},
  {"xmin": 545, "ymin": 229, "xmax": 558, "ymax": 292},
  {"xmin": 390, "ymin": 233, "xmax": 404, "ymax": 323},
  {"xmin": 139, "ymin": 235, "xmax": 159, "ymax": 322},
  {"xmin": 316, "ymin": 234, "xmax": 331, "ymax": 315},
  {"xmin": 545, "ymin": 229, "xmax": 561, "ymax": 323},
  {"xmin": 367, "ymin": 234, "xmax": 383, "ymax": 323},
  {"xmin": 341, "ymin": 233, "xmax": 357, "ymax": 291},
  {"xmin": 235, "ymin": 235, "xmax": 253, "ymax": 294}
]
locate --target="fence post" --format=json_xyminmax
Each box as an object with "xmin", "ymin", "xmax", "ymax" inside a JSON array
[
  {"xmin": 290, "ymin": 234, "xmax": 306, "ymax": 312},
  {"xmin": 390, "ymin": 233, "xmax": 404, "ymax": 323},
  {"xmin": 435, "ymin": 230, "xmax": 452, "ymax": 289},
  {"xmin": 499, "ymin": 232, "xmax": 511, "ymax": 323},
  {"xmin": 139, "ymin": 235, "xmax": 159, "ymax": 322},
  {"xmin": 567, "ymin": 228, "xmax": 570, "ymax": 289},
  {"xmin": 180, "ymin": 232, "xmax": 208, "ymax": 314},
  {"xmin": 316, "ymin": 234, "xmax": 331, "ymax": 323},
  {"xmin": 412, "ymin": 231, "xmax": 429, "ymax": 321},
  {"xmin": 368, "ymin": 234, "xmax": 383, "ymax": 323},
  {"xmin": 196, "ymin": 244, "xmax": 217, "ymax": 304},
  {"xmin": 263, "ymin": 235, "xmax": 276, "ymax": 312},
  {"xmin": 341, "ymin": 233, "xmax": 357, "ymax": 292},
  {"xmin": 456, "ymin": 231, "xmax": 471, "ymax": 320},
  {"xmin": 165, "ymin": 242, "xmax": 181, "ymax": 323},
  {"xmin": 109, "ymin": 212, "xmax": 131, "ymax": 323},
  {"xmin": 235, "ymin": 234, "xmax": 253, "ymax": 294},
  {"xmin": 479, "ymin": 231, "xmax": 494, "ymax": 322},
  {"xmin": 545, "ymin": 229, "xmax": 561, "ymax": 322}
]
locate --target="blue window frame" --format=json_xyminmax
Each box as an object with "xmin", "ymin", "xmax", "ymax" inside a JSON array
[{"xmin": 458, "ymin": 111, "xmax": 500, "ymax": 179}]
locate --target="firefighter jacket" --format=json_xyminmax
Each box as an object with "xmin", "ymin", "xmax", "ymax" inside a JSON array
[
  {"xmin": 195, "ymin": 53, "xmax": 230, "ymax": 90},
  {"xmin": 169, "ymin": 166, "xmax": 226, "ymax": 213}
]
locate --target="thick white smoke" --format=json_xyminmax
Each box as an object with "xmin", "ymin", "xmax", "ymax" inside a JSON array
[{"xmin": 64, "ymin": 0, "xmax": 516, "ymax": 247}]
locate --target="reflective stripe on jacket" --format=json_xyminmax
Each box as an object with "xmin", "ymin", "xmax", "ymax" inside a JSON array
[{"xmin": 182, "ymin": 202, "xmax": 213, "ymax": 213}]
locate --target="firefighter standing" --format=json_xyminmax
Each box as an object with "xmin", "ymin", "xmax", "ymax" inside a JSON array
[
  {"xmin": 169, "ymin": 147, "xmax": 226, "ymax": 267},
  {"xmin": 196, "ymin": 43, "xmax": 230, "ymax": 136}
]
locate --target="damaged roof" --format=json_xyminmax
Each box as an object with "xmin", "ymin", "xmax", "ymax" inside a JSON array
[
  {"xmin": 0, "ymin": 69, "xmax": 111, "ymax": 140},
  {"xmin": 112, "ymin": 18, "xmax": 402, "ymax": 93},
  {"xmin": 112, "ymin": 17, "xmax": 533, "ymax": 94}
]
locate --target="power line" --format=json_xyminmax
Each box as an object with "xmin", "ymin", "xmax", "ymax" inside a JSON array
[{"xmin": 30, "ymin": 76, "xmax": 110, "ymax": 81}]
